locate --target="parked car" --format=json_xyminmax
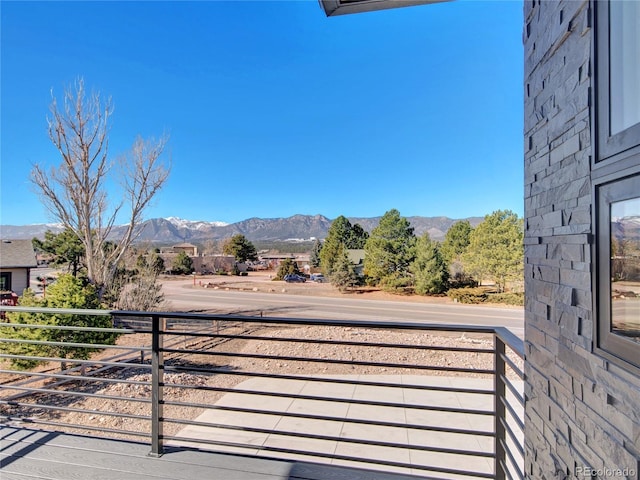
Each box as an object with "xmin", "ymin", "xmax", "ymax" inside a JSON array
[
  {"xmin": 284, "ymin": 274, "xmax": 306, "ymax": 283},
  {"xmin": 310, "ymin": 274, "xmax": 326, "ymax": 283}
]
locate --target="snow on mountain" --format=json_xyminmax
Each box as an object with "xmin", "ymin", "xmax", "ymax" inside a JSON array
[{"xmin": 164, "ymin": 217, "xmax": 228, "ymax": 229}]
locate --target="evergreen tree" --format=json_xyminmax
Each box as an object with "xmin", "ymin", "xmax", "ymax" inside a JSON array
[
  {"xmin": 331, "ymin": 249, "xmax": 360, "ymax": 292},
  {"xmin": 462, "ymin": 210, "xmax": 523, "ymax": 292},
  {"xmin": 320, "ymin": 216, "xmax": 353, "ymax": 276},
  {"xmin": 223, "ymin": 234, "xmax": 258, "ymax": 263},
  {"xmin": 320, "ymin": 216, "xmax": 369, "ymax": 276},
  {"xmin": 364, "ymin": 209, "xmax": 416, "ymax": 288},
  {"xmin": 411, "ymin": 233, "xmax": 449, "ymax": 294},
  {"xmin": 346, "ymin": 223, "xmax": 369, "ymax": 249},
  {"xmin": 0, "ymin": 275, "xmax": 117, "ymax": 370},
  {"xmin": 440, "ymin": 221, "xmax": 473, "ymax": 265},
  {"xmin": 440, "ymin": 220, "xmax": 474, "ymax": 286},
  {"xmin": 172, "ymin": 252, "xmax": 193, "ymax": 275},
  {"xmin": 310, "ymin": 239, "xmax": 323, "ymax": 268},
  {"xmin": 274, "ymin": 258, "xmax": 301, "ymax": 280},
  {"xmin": 32, "ymin": 229, "xmax": 85, "ymax": 276}
]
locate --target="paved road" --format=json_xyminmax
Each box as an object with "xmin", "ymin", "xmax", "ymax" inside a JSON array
[{"xmin": 162, "ymin": 281, "xmax": 524, "ymax": 338}]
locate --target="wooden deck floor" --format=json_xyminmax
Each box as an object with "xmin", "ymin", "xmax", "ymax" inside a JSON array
[{"xmin": 0, "ymin": 426, "xmax": 423, "ymax": 480}]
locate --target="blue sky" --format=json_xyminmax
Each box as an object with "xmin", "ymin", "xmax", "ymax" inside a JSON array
[{"xmin": 1, "ymin": 0, "xmax": 524, "ymax": 226}]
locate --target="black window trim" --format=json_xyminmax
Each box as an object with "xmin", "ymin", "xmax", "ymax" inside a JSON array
[
  {"xmin": 594, "ymin": 172, "xmax": 640, "ymax": 372},
  {"xmin": 592, "ymin": 0, "xmax": 640, "ymax": 373},
  {"xmin": 593, "ymin": 0, "xmax": 640, "ymax": 166}
]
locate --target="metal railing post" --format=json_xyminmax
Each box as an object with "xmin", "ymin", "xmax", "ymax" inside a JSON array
[
  {"xmin": 149, "ymin": 314, "xmax": 164, "ymax": 457},
  {"xmin": 494, "ymin": 334, "xmax": 507, "ymax": 480}
]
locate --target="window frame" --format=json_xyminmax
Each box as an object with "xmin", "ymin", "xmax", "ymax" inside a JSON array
[
  {"xmin": 594, "ymin": 174, "xmax": 640, "ymax": 371},
  {"xmin": 592, "ymin": 0, "xmax": 640, "ymax": 373},
  {"xmin": 594, "ymin": 0, "xmax": 640, "ymax": 166},
  {"xmin": 0, "ymin": 272, "xmax": 12, "ymax": 292}
]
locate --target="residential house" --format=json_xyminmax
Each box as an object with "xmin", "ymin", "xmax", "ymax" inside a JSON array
[{"xmin": 0, "ymin": 239, "xmax": 38, "ymax": 295}]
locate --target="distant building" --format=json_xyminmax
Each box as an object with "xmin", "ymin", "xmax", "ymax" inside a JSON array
[
  {"xmin": 0, "ymin": 239, "xmax": 38, "ymax": 295},
  {"xmin": 161, "ymin": 243, "xmax": 198, "ymax": 256}
]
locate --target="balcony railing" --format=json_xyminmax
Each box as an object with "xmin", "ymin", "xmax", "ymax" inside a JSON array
[{"xmin": 0, "ymin": 306, "xmax": 524, "ymax": 479}]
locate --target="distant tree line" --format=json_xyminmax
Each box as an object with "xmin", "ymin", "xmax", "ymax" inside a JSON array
[{"xmin": 315, "ymin": 209, "xmax": 524, "ymax": 296}]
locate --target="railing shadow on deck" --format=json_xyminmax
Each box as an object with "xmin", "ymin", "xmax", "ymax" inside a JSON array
[{"xmin": 0, "ymin": 306, "xmax": 524, "ymax": 480}]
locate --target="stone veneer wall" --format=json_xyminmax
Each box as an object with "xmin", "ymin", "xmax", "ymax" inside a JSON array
[{"xmin": 524, "ymin": 0, "xmax": 639, "ymax": 478}]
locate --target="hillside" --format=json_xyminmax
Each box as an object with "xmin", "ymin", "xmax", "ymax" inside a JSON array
[{"xmin": 0, "ymin": 214, "xmax": 484, "ymax": 244}]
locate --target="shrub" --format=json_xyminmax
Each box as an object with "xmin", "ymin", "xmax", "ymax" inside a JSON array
[
  {"xmin": 447, "ymin": 287, "xmax": 488, "ymax": 304},
  {"xmin": 487, "ymin": 292, "xmax": 524, "ymax": 306},
  {"xmin": 379, "ymin": 274, "xmax": 413, "ymax": 294}
]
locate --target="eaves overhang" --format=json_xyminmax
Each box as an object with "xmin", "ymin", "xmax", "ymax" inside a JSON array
[{"xmin": 319, "ymin": 0, "xmax": 449, "ymax": 17}]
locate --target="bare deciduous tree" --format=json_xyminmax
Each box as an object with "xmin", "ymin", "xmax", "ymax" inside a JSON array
[{"xmin": 30, "ymin": 78, "xmax": 170, "ymax": 301}]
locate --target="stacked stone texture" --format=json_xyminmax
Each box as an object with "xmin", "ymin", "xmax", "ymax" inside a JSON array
[{"xmin": 524, "ymin": 0, "xmax": 639, "ymax": 478}]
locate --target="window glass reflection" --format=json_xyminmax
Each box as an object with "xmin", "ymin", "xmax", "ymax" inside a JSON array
[
  {"xmin": 611, "ymin": 197, "xmax": 640, "ymax": 342},
  {"xmin": 609, "ymin": 1, "xmax": 640, "ymax": 135}
]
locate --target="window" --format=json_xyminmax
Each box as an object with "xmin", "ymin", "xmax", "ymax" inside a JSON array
[
  {"xmin": 0, "ymin": 272, "xmax": 11, "ymax": 292},
  {"xmin": 595, "ymin": 0, "xmax": 640, "ymax": 163},
  {"xmin": 593, "ymin": 1, "xmax": 640, "ymax": 371},
  {"xmin": 596, "ymin": 176, "xmax": 640, "ymax": 369}
]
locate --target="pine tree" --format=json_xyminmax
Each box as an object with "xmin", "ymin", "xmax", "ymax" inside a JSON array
[
  {"xmin": 331, "ymin": 249, "xmax": 360, "ymax": 292},
  {"xmin": 0, "ymin": 275, "xmax": 117, "ymax": 370},
  {"xmin": 363, "ymin": 209, "xmax": 416, "ymax": 288},
  {"xmin": 172, "ymin": 252, "xmax": 194, "ymax": 275},
  {"xmin": 462, "ymin": 210, "xmax": 523, "ymax": 292},
  {"xmin": 310, "ymin": 239, "xmax": 323, "ymax": 268},
  {"xmin": 412, "ymin": 233, "xmax": 449, "ymax": 294},
  {"xmin": 222, "ymin": 234, "xmax": 258, "ymax": 263}
]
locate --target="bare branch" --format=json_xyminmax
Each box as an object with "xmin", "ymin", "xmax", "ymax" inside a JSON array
[{"xmin": 30, "ymin": 78, "xmax": 170, "ymax": 302}]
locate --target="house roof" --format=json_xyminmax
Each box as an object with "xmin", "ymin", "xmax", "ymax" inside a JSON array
[
  {"xmin": 0, "ymin": 240, "xmax": 38, "ymax": 268},
  {"xmin": 347, "ymin": 249, "xmax": 365, "ymax": 264}
]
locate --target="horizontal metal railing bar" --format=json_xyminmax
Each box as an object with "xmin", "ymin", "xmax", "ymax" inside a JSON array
[
  {"xmin": 501, "ymin": 373, "xmax": 525, "ymax": 407},
  {"xmin": 161, "ymin": 348, "xmax": 496, "ymax": 375},
  {"xmin": 161, "ymin": 388, "xmax": 494, "ymax": 416},
  {"xmin": 494, "ymin": 327, "xmax": 524, "ymax": 359},
  {"xmin": 2, "ymin": 306, "xmax": 520, "ymax": 342},
  {"xmin": 0, "ymin": 306, "xmax": 524, "ymax": 477},
  {"xmin": 1, "ymin": 400, "xmax": 150, "ymax": 422},
  {"xmin": 500, "ymin": 352, "xmax": 524, "ymax": 380},
  {"xmin": 0, "ymin": 354, "xmax": 149, "ymax": 370},
  {"xmin": 1, "ymin": 416, "xmax": 150, "ymax": 439},
  {"xmin": 161, "ymin": 331, "xmax": 496, "ymax": 353},
  {"xmin": 0, "ymin": 337, "xmax": 151, "ymax": 352},
  {"xmin": 163, "ymin": 417, "xmax": 494, "ymax": 458},
  {"xmin": 163, "ymin": 405, "xmax": 495, "ymax": 437},
  {"xmin": 114, "ymin": 310, "xmax": 502, "ymax": 333},
  {"xmin": 162, "ymin": 368, "xmax": 495, "ymax": 395},
  {"xmin": 0, "ymin": 306, "xmax": 113, "ymax": 316},
  {"xmin": 498, "ymin": 395, "xmax": 525, "ymax": 432},
  {"xmin": 0, "ymin": 369, "xmax": 151, "ymax": 387},
  {"xmin": 0, "ymin": 322, "xmax": 134, "ymax": 335},
  {"xmin": 0, "ymin": 386, "xmax": 151, "ymax": 404},
  {"xmin": 166, "ymin": 433, "xmax": 495, "ymax": 479},
  {"xmin": 499, "ymin": 416, "xmax": 525, "ymax": 458}
]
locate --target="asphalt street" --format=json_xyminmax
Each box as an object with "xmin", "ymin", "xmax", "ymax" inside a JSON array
[{"xmin": 161, "ymin": 281, "xmax": 524, "ymax": 338}]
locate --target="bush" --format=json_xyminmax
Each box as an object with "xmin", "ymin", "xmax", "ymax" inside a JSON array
[
  {"xmin": 447, "ymin": 287, "xmax": 488, "ymax": 304},
  {"xmin": 487, "ymin": 292, "xmax": 524, "ymax": 306},
  {"xmin": 379, "ymin": 274, "xmax": 413, "ymax": 294}
]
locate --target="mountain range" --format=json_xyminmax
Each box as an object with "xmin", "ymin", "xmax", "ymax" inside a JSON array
[{"xmin": 0, "ymin": 214, "xmax": 484, "ymax": 244}]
